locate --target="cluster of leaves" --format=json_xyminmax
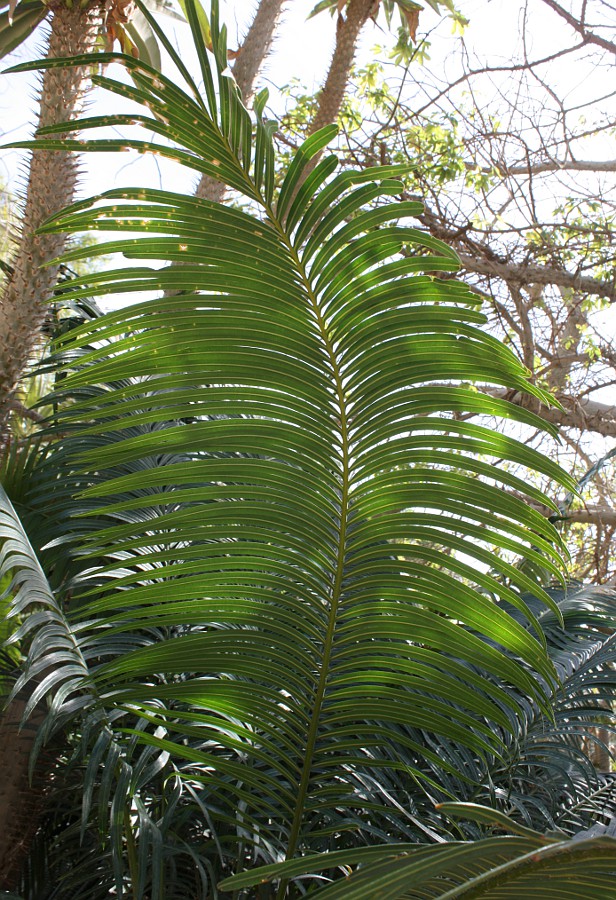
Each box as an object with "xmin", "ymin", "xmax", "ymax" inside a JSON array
[
  {"xmin": 4, "ymin": 325, "xmax": 615, "ymax": 894},
  {"xmin": 309, "ymin": 0, "xmax": 468, "ymax": 65},
  {"xmin": 0, "ymin": 1, "xmax": 615, "ymax": 896}
]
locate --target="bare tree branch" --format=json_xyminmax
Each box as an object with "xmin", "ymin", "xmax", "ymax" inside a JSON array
[
  {"xmin": 5, "ymin": 400, "xmax": 45, "ymax": 425},
  {"xmin": 527, "ymin": 498, "xmax": 616, "ymax": 526},
  {"xmin": 561, "ymin": 506, "xmax": 616, "ymax": 525},
  {"xmin": 539, "ymin": 0, "xmax": 616, "ymax": 54},
  {"xmin": 456, "ymin": 252, "xmax": 616, "ymax": 303},
  {"xmin": 485, "ymin": 387, "xmax": 616, "ymax": 437},
  {"xmin": 478, "ymin": 159, "xmax": 616, "ymax": 176},
  {"xmin": 412, "ymin": 208, "xmax": 616, "ymax": 303},
  {"xmin": 414, "ymin": 42, "xmax": 588, "ymax": 117}
]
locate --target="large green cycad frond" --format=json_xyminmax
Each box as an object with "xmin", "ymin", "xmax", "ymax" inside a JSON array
[{"xmin": 4, "ymin": 0, "xmax": 577, "ymax": 878}]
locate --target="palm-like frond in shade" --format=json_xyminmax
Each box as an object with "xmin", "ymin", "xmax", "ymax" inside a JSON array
[
  {"xmin": 1, "ymin": 0, "xmax": 588, "ymax": 891},
  {"xmin": 481, "ymin": 584, "xmax": 616, "ymax": 832},
  {"xmin": 2, "ymin": 299, "xmax": 244, "ymax": 897},
  {"xmin": 221, "ymin": 804, "xmax": 616, "ymax": 898}
]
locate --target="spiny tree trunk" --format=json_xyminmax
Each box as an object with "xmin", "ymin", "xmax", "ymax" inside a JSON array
[
  {"xmin": 0, "ymin": 3, "xmax": 102, "ymax": 883},
  {"xmin": 0, "ymin": 2, "xmax": 102, "ymax": 437},
  {"xmin": 309, "ymin": 0, "xmax": 378, "ymax": 137},
  {"xmin": 288, "ymin": 0, "xmax": 377, "ymax": 203},
  {"xmin": 195, "ymin": 0, "xmax": 287, "ymax": 203}
]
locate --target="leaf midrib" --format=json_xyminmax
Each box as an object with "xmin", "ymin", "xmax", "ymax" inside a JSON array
[{"xmin": 269, "ymin": 219, "xmax": 350, "ymax": 872}]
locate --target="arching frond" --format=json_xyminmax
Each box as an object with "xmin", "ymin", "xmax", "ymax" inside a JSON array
[
  {"xmin": 1, "ymin": 1, "xmax": 589, "ymax": 893},
  {"xmin": 220, "ymin": 803, "xmax": 616, "ymax": 898}
]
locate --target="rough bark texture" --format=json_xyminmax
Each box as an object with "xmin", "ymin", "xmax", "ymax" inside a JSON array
[
  {"xmin": 0, "ymin": 3, "xmax": 102, "ymax": 438},
  {"xmin": 308, "ymin": 0, "xmax": 377, "ymax": 137},
  {"xmin": 0, "ymin": 3, "xmax": 102, "ymax": 882},
  {"xmin": 526, "ymin": 499, "xmax": 616, "ymax": 527},
  {"xmin": 485, "ymin": 386, "xmax": 616, "ymax": 439},
  {"xmin": 0, "ymin": 689, "xmax": 50, "ymax": 889},
  {"xmin": 229, "ymin": 0, "xmax": 285, "ymax": 109},
  {"xmin": 195, "ymin": 0, "xmax": 287, "ymax": 203}
]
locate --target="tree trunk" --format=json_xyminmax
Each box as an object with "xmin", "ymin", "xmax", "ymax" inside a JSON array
[
  {"xmin": 0, "ymin": 689, "xmax": 51, "ymax": 889},
  {"xmin": 309, "ymin": 0, "xmax": 377, "ymax": 137},
  {"xmin": 0, "ymin": 2, "xmax": 102, "ymax": 882},
  {"xmin": 0, "ymin": 2, "xmax": 102, "ymax": 436},
  {"xmin": 288, "ymin": 0, "xmax": 377, "ymax": 202},
  {"xmin": 195, "ymin": 0, "xmax": 287, "ymax": 204}
]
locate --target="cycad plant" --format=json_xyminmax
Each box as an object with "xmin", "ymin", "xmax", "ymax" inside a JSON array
[
  {"xmin": 2, "ymin": 1, "xmax": 615, "ymax": 895},
  {"xmin": 3, "ymin": 305, "xmax": 616, "ymax": 896}
]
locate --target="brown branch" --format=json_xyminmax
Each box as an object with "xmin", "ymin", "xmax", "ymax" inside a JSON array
[
  {"xmin": 563, "ymin": 506, "xmax": 616, "ymax": 526},
  {"xmin": 476, "ymin": 159, "xmax": 616, "ymax": 176},
  {"xmin": 539, "ymin": 0, "xmax": 616, "ymax": 55},
  {"xmin": 526, "ymin": 499, "xmax": 616, "ymax": 527},
  {"xmin": 407, "ymin": 200, "xmax": 616, "ymax": 304},
  {"xmin": 6, "ymin": 399, "xmax": 45, "ymax": 424},
  {"xmin": 484, "ymin": 386, "xmax": 616, "ymax": 438},
  {"xmin": 231, "ymin": 0, "xmax": 286, "ymax": 108},
  {"xmin": 456, "ymin": 252, "xmax": 616, "ymax": 303}
]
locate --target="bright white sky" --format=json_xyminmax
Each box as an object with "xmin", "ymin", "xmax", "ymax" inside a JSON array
[
  {"xmin": 0, "ymin": 0, "xmax": 570, "ymax": 202},
  {"xmin": 0, "ymin": 0, "xmax": 335, "ymax": 196}
]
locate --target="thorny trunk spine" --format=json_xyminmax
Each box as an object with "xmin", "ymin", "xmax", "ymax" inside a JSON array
[{"xmin": 0, "ymin": 2, "xmax": 102, "ymax": 436}]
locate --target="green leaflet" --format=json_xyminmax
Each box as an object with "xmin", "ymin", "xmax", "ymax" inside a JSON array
[
  {"xmin": 308, "ymin": 834, "xmax": 616, "ymax": 898},
  {"xmin": 220, "ymin": 808, "xmax": 616, "ymax": 897}
]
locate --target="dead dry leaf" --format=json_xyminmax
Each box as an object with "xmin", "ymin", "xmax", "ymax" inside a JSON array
[{"xmin": 403, "ymin": 6, "xmax": 420, "ymax": 42}]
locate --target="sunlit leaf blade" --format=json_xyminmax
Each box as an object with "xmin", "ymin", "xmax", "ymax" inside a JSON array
[
  {"xmin": 124, "ymin": 10, "xmax": 162, "ymax": 70},
  {"xmin": 0, "ymin": 1, "xmax": 45, "ymax": 59},
  {"xmin": 435, "ymin": 802, "xmax": 557, "ymax": 839}
]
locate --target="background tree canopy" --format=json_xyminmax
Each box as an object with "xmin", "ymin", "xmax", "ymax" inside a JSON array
[{"xmin": 0, "ymin": 0, "xmax": 615, "ymax": 897}]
